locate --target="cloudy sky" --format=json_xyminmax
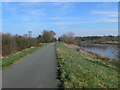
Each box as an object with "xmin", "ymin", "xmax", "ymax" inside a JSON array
[{"xmin": 2, "ymin": 2, "xmax": 118, "ymax": 37}]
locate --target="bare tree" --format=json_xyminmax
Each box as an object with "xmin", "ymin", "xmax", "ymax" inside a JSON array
[
  {"xmin": 41, "ymin": 30, "xmax": 56, "ymax": 43},
  {"xmin": 2, "ymin": 33, "xmax": 17, "ymax": 56},
  {"xmin": 59, "ymin": 32, "xmax": 75, "ymax": 44}
]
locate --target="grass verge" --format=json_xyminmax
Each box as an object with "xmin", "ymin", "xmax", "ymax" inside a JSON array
[
  {"xmin": 1, "ymin": 43, "xmax": 47, "ymax": 70},
  {"xmin": 55, "ymin": 42, "xmax": 119, "ymax": 88}
]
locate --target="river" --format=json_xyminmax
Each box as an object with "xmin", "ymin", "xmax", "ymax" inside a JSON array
[{"xmin": 81, "ymin": 44, "xmax": 118, "ymax": 60}]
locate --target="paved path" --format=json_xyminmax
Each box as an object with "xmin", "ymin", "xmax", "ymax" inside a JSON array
[{"xmin": 2, "ymin": 43, "xmax": 58, "ymax": 88}]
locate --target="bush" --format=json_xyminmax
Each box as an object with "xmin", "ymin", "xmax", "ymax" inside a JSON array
[{"xmin": 2, "ymin": 33, "xmax": 39, "ymax": 56}]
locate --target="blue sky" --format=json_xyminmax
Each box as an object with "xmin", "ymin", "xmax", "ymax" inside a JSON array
[{"xmin": 2, "ymin": 2, "xmax": 118, "ymax": 37}]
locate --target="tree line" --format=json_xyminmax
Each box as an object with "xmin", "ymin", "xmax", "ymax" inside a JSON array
[
  {"xmin": 1, "ymin": 30, "xmax": 118, "ymax": 57},
  {"xmin": 2, "ymin": 30, "xmax": 56, "ymax": 57},
  {"xmin": 58, "ymin": 33, "xmax": 118, "ymax": 45}
]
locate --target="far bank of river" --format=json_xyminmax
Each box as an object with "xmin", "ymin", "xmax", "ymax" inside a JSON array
[{"xmin": 80, "ymin": 44, "xmax": 118, "ymax": 60}]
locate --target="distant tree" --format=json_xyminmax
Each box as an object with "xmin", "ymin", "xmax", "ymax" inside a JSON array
[
  {"xmin": 41, "ymin": 30, "xmax": 56, "ymax": 43},
  {"xmin": 59, "ymin": 32, "xmax": 75, "ymax": 44},
  {"xmin": 23, "ymin": 34, "xmax": 29, "ymax": 38}
]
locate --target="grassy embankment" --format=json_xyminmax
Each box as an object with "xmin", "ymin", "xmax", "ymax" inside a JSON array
[
  {"xmin": 1, "ymin": 43, "xmax": 47, "ymax": 70},
  {"xmin": 55, "ymin": 42, "xmax": 119, "ymax": 88}
]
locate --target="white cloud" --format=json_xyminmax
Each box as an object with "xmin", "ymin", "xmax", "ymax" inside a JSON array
[
  {"xmin": 73, "ymin": 27, "xmax": 118, "ymax": 36},
  {"xmin": 26, "ymin": 21, "xmax": 82, "ymax": 26},
  {"xmin": 3, "ymin": 3, "xmax": 46, "ymax": 22},
  {"xmin": 91, "ymin": 11, "xmax": 118, "ymax": 23},
  {"xmin": 92, "ymin": 11, "xmax": 118, "ymax": 17},
  {"xmin": 50, "ymin": 21, "xmax": 82, "ymax": 25},
  {"xmin": 52, "ymin": 3, "xmax": 75, "ymax": 16},
  {"xmin": 21, "ymin": 9, "xmax": 46, "ymax": 21},
  {"xmin": 102, "ymin": 18, "xmax": 118, "ymax": 23},
  {"xmin": 39, "ymin": 17, "xmax": 81, "ymax": 20}
]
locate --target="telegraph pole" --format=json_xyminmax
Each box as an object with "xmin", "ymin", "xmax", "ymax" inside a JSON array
[{"xmin": 28, "ymin": 31, "xmax": 32, "ymax": 38}]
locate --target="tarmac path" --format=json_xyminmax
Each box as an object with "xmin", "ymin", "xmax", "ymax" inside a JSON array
[{"xmin": 2, "ymin": 43, "xmax": 58, "ymax": 88}]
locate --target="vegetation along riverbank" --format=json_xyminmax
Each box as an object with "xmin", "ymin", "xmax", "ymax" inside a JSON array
[{"xmin": 55, "ymin": 42, "xmax": 119, "ymax": 88}]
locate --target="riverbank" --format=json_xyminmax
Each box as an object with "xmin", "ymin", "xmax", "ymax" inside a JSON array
[
  {"xmin": 80, "ymin": 41, "xmax": 118, "ymax": 45},
  {"xmin": 55, "ymin": 42, "xmax": 119, "ymax": 88},
  {"xmin": 101, "ymin": 41, "xmax": 118, "ymax": 45},
  {"xmin": 64, "ymin": 43, "xmax": 119, "ymax": 69}
]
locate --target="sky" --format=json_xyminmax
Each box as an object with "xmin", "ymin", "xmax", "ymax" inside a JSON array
[
  {"xmin": 2, "ymin": 2, "xmax": 118, "ymax": 37},
  {"xmin": 2, "ymin": 0, "xmax": 119, "ymax": 2}
]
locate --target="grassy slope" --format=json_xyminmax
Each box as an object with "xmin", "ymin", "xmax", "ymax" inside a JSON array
[
  {"xmin": 55, "ymin": 42, "xmax": 119, "ymax": 88},
  {"xmin": 1, "ymin": 43, "xmax": 47, "ymax": 70}
]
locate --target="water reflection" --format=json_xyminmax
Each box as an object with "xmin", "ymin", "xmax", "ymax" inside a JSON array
[{"xmin": 81, "ymin": 44, "xmax": 118, "ymax": 60}]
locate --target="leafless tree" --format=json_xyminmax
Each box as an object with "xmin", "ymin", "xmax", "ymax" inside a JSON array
[
  {"xmin": 59, "ymin": 32, "xmax": 75, "ymax": 44},
  {"xmin": 41, "ymin": 30, "xmax": 56, "ymax": 43}
]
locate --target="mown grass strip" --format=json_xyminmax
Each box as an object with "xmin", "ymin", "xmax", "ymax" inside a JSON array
[
  {"xmin": 55, "ymin": 42, "xmax": 119, "ymax": 88},
  {"xmin": 1, "ymin": 43, "xmax": 48, "ymax": 70}
]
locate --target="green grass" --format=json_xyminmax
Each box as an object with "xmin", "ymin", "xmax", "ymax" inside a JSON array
[
  {"xmin": 1, "ymin": 43, "xmax": 47, "ymax": 70},
  {"xmin": 55, "ymin": 42, "xmax": 119, "ymax": 88}
]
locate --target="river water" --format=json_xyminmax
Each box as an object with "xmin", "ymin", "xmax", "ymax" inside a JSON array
[{"xmin": 81, "ymin": 44, "xmax": 118, "ymax": 60}]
